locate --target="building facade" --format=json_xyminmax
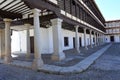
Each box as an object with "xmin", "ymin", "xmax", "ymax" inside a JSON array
[
  {"xmin": 0, "ymin": 0, "xmax": 106, "ymax": 69},
  {"xmin": 105, "ymin": 20, "xmax": 120, "ymax": 43}
]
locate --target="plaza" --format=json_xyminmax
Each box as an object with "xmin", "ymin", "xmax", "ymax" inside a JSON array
[
  {"xmin": 0, "ymin": 43, "xmax": 119, "ymax": 80},
  {"xmin": 0, "ymin": 0, "xmax": 119, "ymax": 80}
]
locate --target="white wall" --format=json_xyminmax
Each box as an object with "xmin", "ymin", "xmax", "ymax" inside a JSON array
[
  {"xmin": 115, "ymin": 35, "xmax": 120, "ymax": 42},
  {"xmin": 62, "ymin": 29, "xmax": 75, "ymax": 50},
  {"xmin": 11, "ymin": 31, "xmax": 22, "ymax": 52},
  {"xmin": 105, "ymin": 35, "xmax": 120, "ymax": 43},
  {"xmin": 11, "ymin": 27, "xmax": 95, "ymax": 54},
  {"xmin": 29, "ymin": 28, "xmax": 50, "ymax": 54},
  {"xmin": 105, "ymin": 35, "xmax": 110, "ymax": 43}
]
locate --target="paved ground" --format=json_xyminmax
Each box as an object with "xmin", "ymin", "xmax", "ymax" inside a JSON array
[
  {"xmin": 0, "ymin": 43, "xmax": 120, "ymax": 80},
  {"xmin": 13, "ymin": 44, "xmax": 107, "ymax": 67}
]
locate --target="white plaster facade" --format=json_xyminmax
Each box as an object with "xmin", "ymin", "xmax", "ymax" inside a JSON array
[
  {"xmin": 105, "ymin": 20, "xmax": 120, "ymax": 43},
  {"xmin": 11, "ymin": 27, "xmax": 95, "ymax": 54}
]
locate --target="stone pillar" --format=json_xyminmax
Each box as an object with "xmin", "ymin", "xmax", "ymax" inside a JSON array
[
  {"xmin": 51, "ymin": 18, "xmax": 65, "ymax": 61},
  {"xmin": 98, "ymin": 33, "xmax": 100, "ymax": 46},
  {"xmin": 84, "ymin": 28, "xmax": 88, "ymax": 50},
  {"xmin": 103, "ymin": 34, "xmax": 105, "ymax": 43},
  {"xmin": 4, "ymin": 18, "xmax": 12, "ymax": 64},
  {"xmin": 0, "ymin": 29, "xmax": 3, "ymax": 58},
  {"xmin": 75, "ymin": 25, "xmax": 80, "ymax": 53},
  {"xmin": 1, "ymin": 29, "xmax": 5, "ymax": 58},
  {"xmin": 99, "ymin": 34, "xmax": 102, "ymax": 45},
  {"xmin": 32, "ymin": 9, "xmax": 44, "ymax": 69},
  {"xmin": 100, "ymin": 34, "xmax": 103, "ymax": 44},
  {"xmin": 90, "ymin": 29, "xmax": 93, "ymax": 48},
  {"xmin": 25, "ymin": 24, "xmax": 31, "ymax": 59},
  {"xmin": 96, "ymin": 33, "xmax": 98, "ymax": 45},
  {"xmin": 97, "ymin": 33, "xmax": 99, "ymax": 46},
  {"xmin": 94, "ymin": 32, "xmax": 97, "ymax": 46},
  {"xmin": 103, "ymin": 34, "xmax": 105, "ymax": 44}
]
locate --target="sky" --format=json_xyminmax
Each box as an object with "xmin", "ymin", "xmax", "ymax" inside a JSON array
[{"xmin": 95, "ymin": 0, "xmax": 120, "ymax": 21}]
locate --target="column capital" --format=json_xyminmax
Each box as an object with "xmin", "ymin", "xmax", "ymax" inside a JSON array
[
  {"xmin": 4, "ymin": 18, "xmax": 12, "ymax": 22},
  {"xmin": 83, "ymin": 27, "xmax": 87, "ymax": 30},
  {"xmin": 32, "ymin": 8, "xmax": 41, "ymax": 14},
  {"xmin": 94, "ymin": 31, "xmax": 96, "ymax": 34},
  {"xmin": 74, "ymin": 25, "xmax": 79, "ymax": 28},
  {"xmin": 90, "ymin": 29, "xmax": 92, "ymax": 32},
  {"xmin": 24, "ymin": 23, "xmax": 31, "ymax": 27},
  {"xmin": 0, "ymin": 29, "xmax": 3, "ymax": 32},
  {"xmin": 50, "ymin": 18, "xmax": 63, "ymax": 25}
]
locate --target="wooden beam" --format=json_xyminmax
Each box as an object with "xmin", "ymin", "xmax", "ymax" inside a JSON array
[
  {"xmin": 5, "ymin": 1, "xmax": 23, "ymax": 11},
  {"xmin": 1, "ymin": 0, "xmax": 15, "ymax": 9},
  {"xmin": 0, "ymin": 9, "xmax": 22, "ymax": 19}
]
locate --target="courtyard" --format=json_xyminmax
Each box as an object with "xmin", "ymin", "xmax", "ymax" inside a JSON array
[{"xmin": 0, "ymin": 43, "xmax": 119, "ymax": 80}]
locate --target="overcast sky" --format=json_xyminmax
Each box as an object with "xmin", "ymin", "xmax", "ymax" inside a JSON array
[{"xmin": 95, "ymin": 0, "xmax": 120, "ymax": 21}]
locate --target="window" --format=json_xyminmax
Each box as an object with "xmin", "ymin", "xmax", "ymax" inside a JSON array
[
  {"xmin": 72, "ymin": 0, "xmax": 75, "ymax": 5},
  {"xmin": 93, "ymin": 38, "xmax": 95, "ymax": 42},
  {"xmin": 64, "ymin": 37, "xmax": 69, "ymax": 46}
]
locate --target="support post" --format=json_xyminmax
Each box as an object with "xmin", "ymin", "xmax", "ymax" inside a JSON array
[
  {"xmin": 32, "ymin": 9, "xmax": 44, "ymax": 69},
  {"xmin": 94, "ymin": 32, "xmax": 97, "ymax": 46},
  {"xmin": 90, "ymin": 29, "xmax": 93, "ymax": 48},
  {"xmin": 51, "ymin": 18, "xmax": 65, "ymax": 61},
  {"xmin": 75, "ymin": 25, "xmax": 80, "ymax": 53},
  {"xmin": 84, "ymin": 28, "xmax": 88, "ymax": 50},
  {"xmin": 4, "ymin": 18, "xmax": 12, "ymax": 64},
  {"xmin": 25, "ymin": 24, "xmax": 31, "ymax": 59}
]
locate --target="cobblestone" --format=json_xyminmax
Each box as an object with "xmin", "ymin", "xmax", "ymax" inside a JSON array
[{"xmin": 0, "ymin": 43, "xmax": 120, "ymax": 80}]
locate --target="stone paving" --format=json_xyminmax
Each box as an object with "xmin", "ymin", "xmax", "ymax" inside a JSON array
[
  {"xmin": 0, "ymin": 43, "xmax": 119, "ymax": 80},
  {"xmin": 12, "ymin": 44, "xmax": 108, "ymax": 67},
  {"xmin": 39, "ymin": 44, "xmax": 111, "ymax": 74},
  {"xmin": 0, "ymin": 43, "xmax": 116, "ymax": 80}
]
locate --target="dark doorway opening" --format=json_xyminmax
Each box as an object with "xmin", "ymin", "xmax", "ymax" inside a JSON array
[
  {"xmin": 79, "ymin": 37, "xmax": 82, "ymax": 47},
  {"xmin": 30, "ymin": 37, "xmax": 34, "ymax": 53},
  {"xmin": 64, "ymin": 37, "xmax": 69, "ymax": 47},
  {"xmin": 73, "ymin": 37, "xmax": 75, "ymax": 48},
  {"xmin": 110, "ymin": 36, "xmax": 114, "ymax": 42}
]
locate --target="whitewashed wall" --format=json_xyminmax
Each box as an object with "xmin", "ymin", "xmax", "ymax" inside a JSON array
[
  {"xmin": 105, "ymin": 35, "xmax": 110, "ymax": 43},
  {"xmin": 11, "ymin": 31, "xmax": 22, "ymax": 52},
  {"xmin": 114, "ymin": 35, "xmax": 120, "ymax": 42},
  {"xmin": 105, "ymin": 35, "xmax": 120, "ymax": 43},
  {"xmin": 11, "ymin": 27, "xmax": 94, "ymax": 54}
]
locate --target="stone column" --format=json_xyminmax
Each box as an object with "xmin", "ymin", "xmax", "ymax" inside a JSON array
[
  {"xmin": 4, "ymin": 18, "xmax": 12, "ymax": 64},
  {"xmin": 0, "ymin": 29, "xmax": 3, "ymax": 58},
  {"xmin": 32, "ymin": 9, "xmax": 44, "ymax": 69},
  {"xmin": 98, "ymin": 33, "xmax": 100, "ymax": 46},
  {"xmin": 84, "ymin": 28, "xmax": 88, "ymax": 50},
  {"xmin": 1, "ymin": 29, "xmax": 5, "ymax": 59},
  {"xmin": 25, "ymin": 24, "xmax": 31, "ymax": 59},
  {"xmin": 97, "ymin": 33, "xmax": 99, "ymax": 46},
  {"xmin": 101, "ymin": 34, "xmax": 103, "ymax": 44},
  {"xmin": 75, "ymin": 25, "xmax": 80, "ymax": 53},
  {"xmin": 94, "ymin": 31, "xmax": 97, "ymax": 46},
  {"xmin": 51, "ymin": 18, "xmax": 65, "ymax": 61},
  {"xmin": 99, "ymin": 34, "xmax": 102, "ymax": 45},
  {"xmin": 103, "ymin": 34, "xmax": 105, "ymax": 44},
  {"xmin": 90, "ymin": 29, "xmax": 93, "ymax": 48}
]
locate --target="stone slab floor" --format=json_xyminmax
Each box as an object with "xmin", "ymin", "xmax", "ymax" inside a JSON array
[{"xmin": 0, "ymin": 43, "xmax": 120, "ymax": 80}]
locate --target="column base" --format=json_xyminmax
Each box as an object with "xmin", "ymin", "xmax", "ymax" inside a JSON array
[
  {"xmin": 76, "ymin": 49, "xmax": 80, "ymax": 53},
  {"xmin": 4, "ymin": 56, "xmax": 12, "ymax": 64},
  {"xmin": 32, "ymin": 58, "xmax": 44, "ymax": 70},
  {"xmin": 0, "ymin": 54, "xmax": 5, "ymax": 59},
  {"xmin": 51, "ymin": 52, "xmax": 65, "ymax": 61},
  {"xmin": 97, "ymin": 43, "xmax": 99, "ymax": 46},
  {"xmin": 94, "ymin": 44, "xmax": 97, "ymax": 47},
  {"xmin": 26, "ymin": 53, "xmax": 30, "ymax": 60},
  {"xmin": 85, "ymin": 47, "xmax": 88, "ymax": 50},
  {"xmin": 90, "ymin": 45, "xmax": 93, "ymax": 48}
]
